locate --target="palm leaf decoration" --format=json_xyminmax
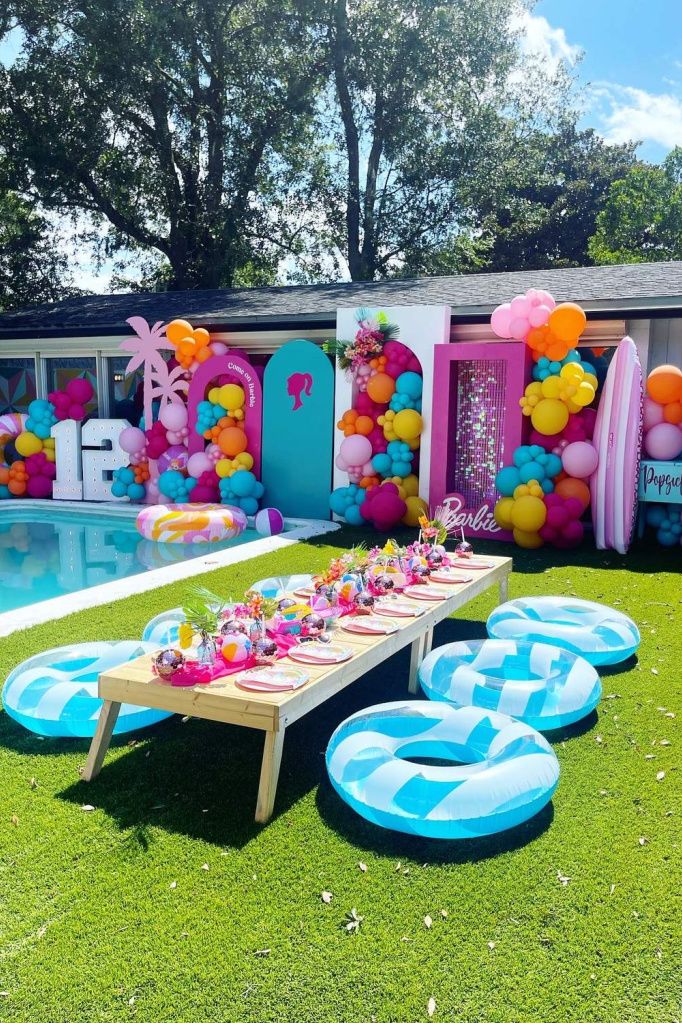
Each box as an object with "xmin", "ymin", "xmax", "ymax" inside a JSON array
[{"xmin": 182, "ymin": 587, "xmax": 229, "ymax": 636}]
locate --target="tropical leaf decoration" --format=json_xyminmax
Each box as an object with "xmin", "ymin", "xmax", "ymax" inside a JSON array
[
  {"xmin": 181, "ymin": 587, "xmax": 229, "ymax": 638},
  {"xmin": 322, "ymin": 308, "xmax": 400, "ymax": 372}
]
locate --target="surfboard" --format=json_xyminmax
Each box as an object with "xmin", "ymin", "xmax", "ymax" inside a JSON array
[{"xmin": 590, "ymin": 336, "xmax": 643, "ymax": 555}]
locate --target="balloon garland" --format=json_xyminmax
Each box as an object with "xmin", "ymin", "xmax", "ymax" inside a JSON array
[
  {"xmin": 113, "ymin": 318, "xmax": 264, "ymax": 511},
  {"xmin": 642, "ymin": 364, "xmax": 682, "ymax": 461},
  {"xmin": 0, "ymin": 379, "xmax": 93, "ymax": 501},
  {"xmin": 491, "ymin": 289, "xmax": 599, "ymax": 548},
  {"xmin": 329, "ymin": 310, "xmax": 428, "ymax": 532}
]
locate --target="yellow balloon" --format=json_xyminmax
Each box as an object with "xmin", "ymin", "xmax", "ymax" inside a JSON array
[
  {"xmin": 560, "ymin": 362, "xmax": 583, "ymax": 383},
  {"xmin": 42, "ymin": 438, "xmax": 56, "ymax": 462},
  {"xmin": 511, "ymin": 494, "xmax": 547, "ymax": 532},
  {"xmin": 531, "ymin": 397, "xmax": 569, "ymax": 436},
  {"xmin": 215, "ymin": 459, "xmax": 234, "ymax": 479},
  {"xmin": 392, "ymin": 409, "xmax": 423, "ymax": 442},
  {"xmin": 15, "ymin": 431, "xmax": 43, "ymax": 457},
  {"xmin": 401, "ymin": 473, "xmax": 420, "ymax": 497},
  {"xmin": 513, "ymin": 527, "xmax": 544, "ymax": 549},
  {"xmin": 494, "ymin": 497, "xmax": 515, "ymax": 530},
  {"xmin": 584, "ymin": 372, "xmax": 598, "ymax": 390},
  {"xmin": 402, "ymin": 495, "xmax": 428, "ymax": 526},
  {"xmin": 208, "ymin": 386, "xmax": 221, "ymax": 404},
  {"xmin": 573, "ymin": 382, "xmax": 595, "ymax": 407},
  {"xmin": 218, "ymin": 384, "xmax": 245, "ymax": 411},
  {"xmin": 541, "ymin": 375, "xmax": 562, "ymax": 399},
  {"xmin": 234, "ymin": 452, "xmax": 254, "ymax": 471}
]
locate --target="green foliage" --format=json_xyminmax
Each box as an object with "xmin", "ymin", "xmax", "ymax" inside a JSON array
[
  {"xmin": 589, "ymin": 147, "xmax": 682, "ymax": 265},
  {"xmin": 1, "ymin": 0, "xmax": 324, "ymax": 290},
  {"xmin": 0, "ymin": 533, "xmax": 679, "ymax": 1021},
  {"xmin": 0, "ymin": 179, "xmax": 76, "ymax": 311}
]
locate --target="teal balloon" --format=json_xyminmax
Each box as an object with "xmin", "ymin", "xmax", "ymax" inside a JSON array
[
  {"xmin": 495, "ymin": 466, "xmax": 521, "ymax": 496},
  {"xmin": 395, "ymin": 372, "xmax": 423, "ymax": 400}
]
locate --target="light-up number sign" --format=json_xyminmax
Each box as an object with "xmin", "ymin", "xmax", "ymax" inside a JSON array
[{"xmin": 52, "ymin": 419, "xmax": 130, "ymax": 501}]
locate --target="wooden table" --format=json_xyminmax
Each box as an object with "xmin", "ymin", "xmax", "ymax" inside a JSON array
[{"xmin": 83, "ymin": 556, "xmax": 512, "ymax": 822}]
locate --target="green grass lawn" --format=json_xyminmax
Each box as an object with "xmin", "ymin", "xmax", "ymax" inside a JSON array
[{"xmin": 0, "ymin": 530, "xmax": 680, "ymax": 1023}]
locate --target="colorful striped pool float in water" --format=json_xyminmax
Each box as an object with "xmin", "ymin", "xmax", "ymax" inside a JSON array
[
  {"xmin": 487, "ymin": 596, "xmax": 640, "ymax": 666},
  {"xmin": 419, "ymin": 639, "xmax": 601, "ymax": 731},
  {"xmin": 326, "ymin": 701, "xmax": 559, "ymax": 839},
  {"xmin": 136, "ymin": 503, "xmax": 248, "ymax": 543}
]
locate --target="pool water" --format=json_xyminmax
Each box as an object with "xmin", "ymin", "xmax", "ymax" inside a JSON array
[{"xmin": 0, "ymin": 506, "xmax": 260, "ymax": 613}]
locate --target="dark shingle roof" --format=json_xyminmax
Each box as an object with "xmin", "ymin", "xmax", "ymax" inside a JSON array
[{"xmin": 1, "ymin": 262, "xmax": 681, "ymax": 338}]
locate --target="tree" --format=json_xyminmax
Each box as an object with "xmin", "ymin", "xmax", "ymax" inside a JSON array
[
  {"xmin": 1, "ymin": 0, "xmax": 323, "ymax": 290},
  {"xmin": 314, "ymin": 0, "xmax": 580, "ymax": 281},
  {"xmin": 588, "ymin": 147, "xmax": 682, "ymax": 265},
  {"xmin": 0, "ymin": 182, "xmax": 76, "ymax": 311}
]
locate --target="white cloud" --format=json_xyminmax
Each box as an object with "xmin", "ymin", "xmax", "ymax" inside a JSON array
[
  {"xmin": 512, "ymin": 10, "xmax": 581, "ymax": 72},
  {"xmin": 592, "ymin": 83, "xmax": 682, "ymax": 149}
]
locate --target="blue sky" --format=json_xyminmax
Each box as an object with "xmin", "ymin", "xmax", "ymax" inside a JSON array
[{"xmin": 529, "ymin": 0, "xmax": 682, "ymax": 161}]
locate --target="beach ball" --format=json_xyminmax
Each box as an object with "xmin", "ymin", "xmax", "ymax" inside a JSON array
[
  {"xmin": 221, "ymin": 632, "xmax": 252, "ymax": 666},
  {"xmin": 255, "ymin": 507, "xmax": 284, "ymax": 536}
]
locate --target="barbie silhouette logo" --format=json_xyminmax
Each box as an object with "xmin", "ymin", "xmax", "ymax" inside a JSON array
[{"xmin": 287, "ymin": 372, "xmax": 313, "ymax": 411}]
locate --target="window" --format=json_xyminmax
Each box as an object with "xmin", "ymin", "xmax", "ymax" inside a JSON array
[
  {"xmin": 0, "ymin": 358, "xmax": 37, "ymax": 415},
  {"xmin": 105, "ymin": 356, "xmax": 144, "ymax": 424},
  {"xmin": 44, "ymin": 357, "xmax": 98, "ymax": 417}
]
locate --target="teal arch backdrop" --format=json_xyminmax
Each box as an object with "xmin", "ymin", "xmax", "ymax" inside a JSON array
[{"xmin": 262, "ymin": 340, "xmax": 334, "ymax": 519}]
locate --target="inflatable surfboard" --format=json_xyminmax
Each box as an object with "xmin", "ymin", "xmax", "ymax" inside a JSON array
[{"xmin": 590, "ymin": 336, "xmax": 643, "ymax": 554}]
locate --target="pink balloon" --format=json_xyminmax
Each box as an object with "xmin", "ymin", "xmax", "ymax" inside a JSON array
[
  {"xmin": 206, "ymin": 443, "xmax": 222, "ymax": 464},
  {"xmin": 159, "ymin": 403, "xmax": 188, "ymax": 431},
  {"xmin": 547, "ymin": 505, "xmax": 569, "ymax": 529},
  {"xmin": 119, "ymin": 426, "xmax": 146, "ymax": 454},
  {"xmin": 335, "ymin": 453, "xmax": 348, "ymax": 470},
  {"xmin": 509, "ymin": 316, "xmax": 529, "ymax": 340},
  {"xmin": 534, "ymin": 290, "xmax": 556, "ymax": 311},
  {"xmin": 27, "ymin": 475, "xmax": 53, "ymax": 498},
  {"xmin": 643, "ymin": 396, "xmax": 664, "ymax": 431},
  {"xmin": 66, "ymin": 377, "xmax": 94, "ymax": 403},
  {"xmin": 340, "ymin": 434, "xmax": 372, "ymax": 467},
  {"xmin": 529, "ymin": 304, "xmax": 551, "ymax": 328},
  {"xmin": 490, "ymin": 303, "xmax": 512, "ymax": 338},
  {"xmin": 211, "ymin": 342, "xmax": 228, "ymax": 356},
  {"xmin": 562, "ymin": 441, "xmax": 599, "ymax": 479},
  {"xmin": 644, "ymin": 422, "xmax": 682, "ymax": 460},
  {"xmin": 187, "ymin": 452, "xmax": 212, "ymax": 478},
  {"xmin": 510, "ymin": 295, "xmax": 530, "ymax": 318},
  {"xmin": 558, "ymin": 520, "xmax": 584, "ymax": 548},
  {"xmin": 69, "ymin": 404, "xmax": 86, "ymax": 421},
  {"xmin": 361, "ymin": 461, "xmax": 374, "ymax": 476}
]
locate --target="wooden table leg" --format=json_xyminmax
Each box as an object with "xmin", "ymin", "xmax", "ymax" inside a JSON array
[
  {"xmin": 423, "ymin": 627, "xmax": 434, "ymax": 657},
  {"xmin": 408, "ymin": 633, "xmax": 426, "ymax": 695},
  {"xmin": 82, "ymin": 700, "xmax": 121, "ymax": 781},
  {"xmin": 498, "ymin": 573, "xmax": 509, "ymax": 604},
  {"xmin": 255, "ymin": 727, "xmax": 285, "ymax": 823}
]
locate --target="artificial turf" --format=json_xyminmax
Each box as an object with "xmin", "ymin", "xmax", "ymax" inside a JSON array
[{"xmin": 0, "ymin": 530, "xmax": 679, "ymax": 1023}]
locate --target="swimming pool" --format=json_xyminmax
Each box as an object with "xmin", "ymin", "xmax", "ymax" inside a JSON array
[{"xmin": 0, "ymin": 502, "xmax": 338, "ymax": 635}]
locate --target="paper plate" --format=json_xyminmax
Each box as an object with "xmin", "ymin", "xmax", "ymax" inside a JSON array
[
  {"xmin": 430, "ymin": 570, "xmax": 474, "ymax": 584},
  {"xmin": 293, "ymin": 586, "xmax": 316, "ymax": 599},
  {"xmin": 235, "ymin": 666, "xmax": 310, "ymax": 692},
  {"xmin": 448, "ymin": 559, "xmax": 494, "ymax": 570},
  {"xmin": 402, "ymin": 585, "xmax": 450, "ymax": 601},
  {"xmin": 288, "ymin": 643, "xmax": 353, "ymax": 665},
  {"xmin": 340, "ymin": 617, "xmax": 399, "ymax": 635},
  {"xmin": 374, "ymin": 600, "xmax": 425, "ymax": 618}
]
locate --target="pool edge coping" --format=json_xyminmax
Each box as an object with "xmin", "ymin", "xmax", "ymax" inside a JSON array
[{"xmin": 0, "ymin": 501, "xmax": 340, "ymax": 639}]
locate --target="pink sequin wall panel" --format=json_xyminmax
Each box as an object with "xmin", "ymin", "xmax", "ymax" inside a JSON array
[{"xmin": 451, "ymin": 359, "xmax": 507, "ymax": 507}]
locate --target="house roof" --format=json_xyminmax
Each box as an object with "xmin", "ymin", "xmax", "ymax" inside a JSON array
[{"xmin": 1, "ymin": 261, "xmax": 681, "ymax": 339}]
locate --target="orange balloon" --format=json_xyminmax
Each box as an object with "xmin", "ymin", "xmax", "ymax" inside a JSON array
[
  {"xmin": 360, "ymin": 475, "xmax": 379, "ymax": 489},
  {"xmin": 166, "ymin": 319, "xmax": 194, "ymax": 345},
  {"xmin": 555, "ymin": 476, "xmax": 590, "ymax": 510},
  {"xmin": 663, "ymin": 401, "xmax": 682, "ymax": 425},
  {"xmin": 355, "ymin": 415, "xmax": 373, "ymax": 436},
  {"xmin": 647, "ymin": 365, "xmax": 682, "ymax": 406},
  {"xmin": 0, "ymin": 467, "xmax": 9, "ymax": 485},
  {"xmin": 218, "ymin": 426, "xmax": 248, "ymax": 457},
  {"xmin": 366, "ymin": 372, "xmax": 396, "ymax": 404},
  {"xmin": 548, "ymin": 303, "xmax": 587, "ymax": 343}
]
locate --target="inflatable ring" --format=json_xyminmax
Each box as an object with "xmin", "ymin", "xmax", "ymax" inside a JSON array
[
  {"xmin": 419, "ymin": 639, "xmax": 601, "ymax": 731},
  {"xmin": 487, "ymin": 597, "xmax": 640, "ymax": 666},
  {"xmin": 142, "ymin": 608, "xmax": 185, "ymax": 646},
  {"xmin": 2, "ymin": 641, "xmax": 173, "ymax": 738},
  {"xmin": 251, "ymin": 574, "xmax": 315, "ymax": 598},
  {"xmin": 136, "ymin": 502, "xmax": 248, "ymax": 543},
  {"xmin": 326, "ymin": 701, "xmax": 559, "ymax": 839}
]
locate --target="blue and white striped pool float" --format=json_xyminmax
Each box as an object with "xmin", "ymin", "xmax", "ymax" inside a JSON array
[
  {"xmin": 487, "ymin": 596, "xmax": 640, "ymax": 666},
  {"xmin": 250, "ymin": 574, "xmax": 314, "ymax": 598},
  {"xmin": 2, "ymin": 641, "xmax": 173, "ymax": 738},
  {"xmin": 419, "ymin": 639, "xmax": 601, "ymax": 731},
  {"xmin": 142, "ymin": 608, "xmax": 185, "ymax": 646},
  {"xmin": 326, "ymin": 701, "xmax": 559, "ymax": 839}
]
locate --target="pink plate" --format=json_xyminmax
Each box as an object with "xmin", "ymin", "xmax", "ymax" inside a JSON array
[
  {"xmin": 374, "ymin": 600, "xmax": 425, "ymax": 618},
  {"xmin": 448, "ymin": 559, "xmax": 494, "ymax": 570},
  {"xmin": 288, "ymin": 643, "xmax": 353, "ymax": 665},
  {"xmin": 340, "ymin": 617, "xmax": 399, "ymax": 635},
  {"xmin": 402, "ymin": 585, "xmax": 450, "ymax": 601},
  {"xmin": 235, "ymin": 666, "xmax": 309, "ymax": 692},
  {"xmin": 430, "ymin": 570, "xmax": 473, "ymax": 584},
  {"xmin": 293, "ymin": 586, "xmax": 316, "ymax": 598}
]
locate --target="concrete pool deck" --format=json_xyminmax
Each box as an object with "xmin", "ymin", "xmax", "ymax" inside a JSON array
[{"xmin": 0, "ymin": 501, "xmax": 340, "ymax": 638}]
